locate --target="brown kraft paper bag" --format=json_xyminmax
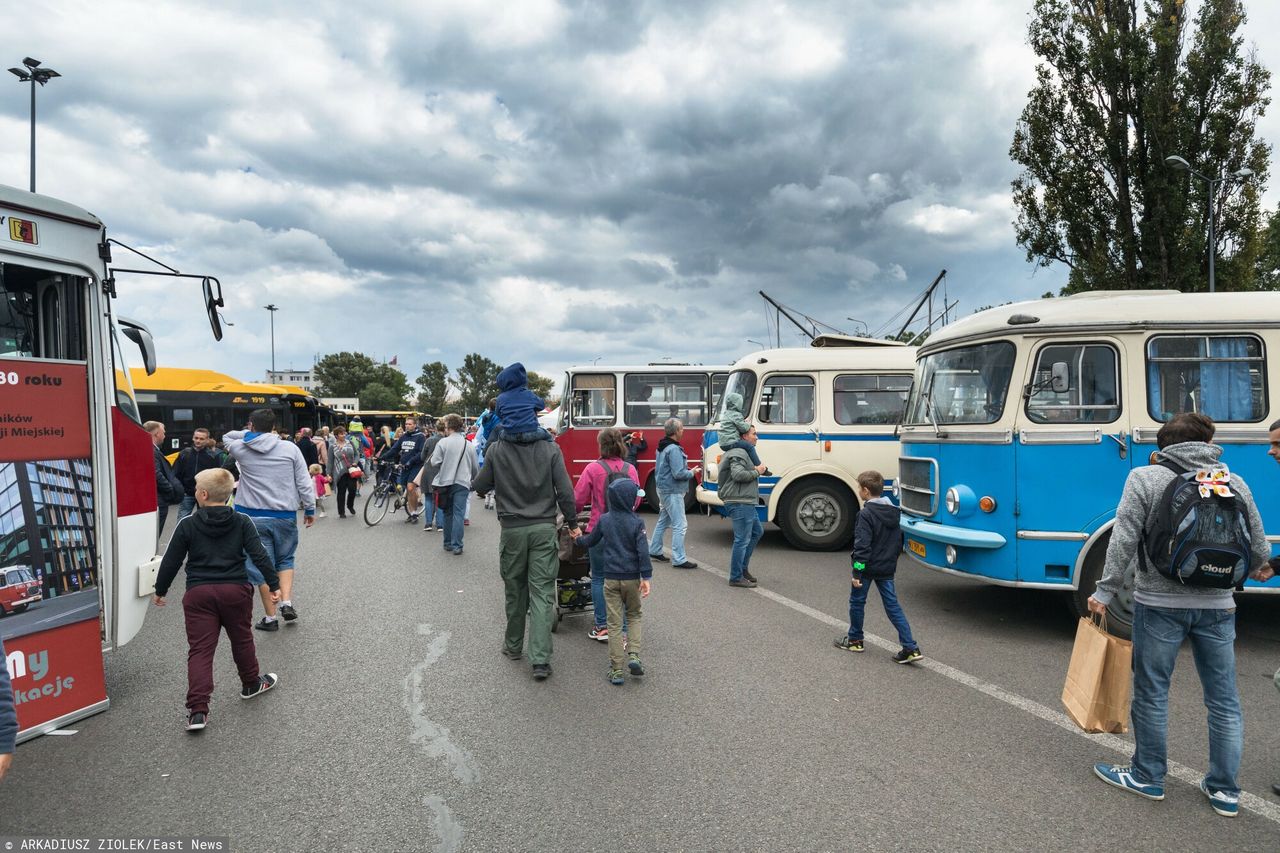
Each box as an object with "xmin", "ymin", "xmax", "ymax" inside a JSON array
[{"xmin": 1062, "ymin": 614, "xmax": 1132, "ymax": 734}]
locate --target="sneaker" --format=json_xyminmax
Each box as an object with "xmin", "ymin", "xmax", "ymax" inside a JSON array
[
  {"xmin": 464, "ymin": 519, "xmax": 471, "ymax": 526},
  {"xmin": 253, "ymin": 617, "xmax": 279, "ymax": 632},
  {"xmin": 279, "ymin": 603, "xmax": 298, "ymax": 622},
  {"xmin": 452, "ymin": 548, "xmax": 463, "ymax": 556},
  {"xmin": 742, "ymin": 570, "xmax": 757, "ymax": 583},
  {"xmin": 893, "ymin": 647, "xmax": 923, "ymax": 664},
  {"xmin": 729, "ymin": 578, "xmax": 757, "ymax": 588},
  {"xmin": 834, "ymin": 636, "xmax": 864, "ymax": 653},
  {"xmin": 318, "ymin": 510, "xmax": 326, "ymax": 518},
  {"xmin": 588, "ymin": 625, "xmax": 609, "ymax": 642},
  {"xmin": 672, "ymin": 560, "xmax": 699, "ymax": 569},
  {"xmin": 532, "ymin": 663, "xmax": 552, "ymax": 680},
  {"xmin": 608, "ymin": 669, "xmax": 626, "ymax": 685},
  {"xmin": 1092, "ymin": 763, "xmax": 1165, "ymax": 801},
  {"xmin": 1200, "ymin": 778, "xmax": 1240, "ymax": 817},
  {"xmin": 185, "ymin": 711, "xmax": 207, "ymax": 732},
  {"xmin": 501, "ymin": 646, "xmax": 523, "ymax": 660},
  {"xmin": 649, "ymin": 553, "xmax": 669, "ymax": 562},
  {"xmin": 240, "ymin": 673, "xmax": 279, "ymax": 700},
  {"xmin": 425, "ymin": 524, "xmax": 438, "ymax": 532},
  {"xmin": 627, "ymin": 654, "xmax": 645, "ymax": 676}
]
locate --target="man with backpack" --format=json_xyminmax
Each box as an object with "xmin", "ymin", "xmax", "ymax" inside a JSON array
[
  {"xmin": 1259, "ymin": 417, "xmax": 1280, "ymax": 797},
  {"xmin": 1088, "ymin": 412, "xmax": 1271, "ymax": 819}
]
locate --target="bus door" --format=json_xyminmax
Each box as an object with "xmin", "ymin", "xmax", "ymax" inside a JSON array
[
  {"xmin": 559, "ymin": 372, "xmax": 618, "ymax": 481},
  {"xmin": 1014, "ymin": 340, "xmax": 1129, "ymax": 586},
  {"xmin": 755, "ymin": 373, "xmax": 820, "ymax": 514}
]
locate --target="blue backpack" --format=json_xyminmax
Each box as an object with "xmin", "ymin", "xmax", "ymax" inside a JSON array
[{"xmin": 1139, "ymin": 461, "xmax": 1252, "ymax": 589}]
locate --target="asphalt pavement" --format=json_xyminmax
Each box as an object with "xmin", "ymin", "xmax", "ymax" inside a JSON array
[{"xmin": 3, "ymin": 499, "xmax": 1280, "ymax": 852}]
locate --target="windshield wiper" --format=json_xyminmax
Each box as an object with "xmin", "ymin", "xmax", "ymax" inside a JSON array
[{"xmin": 923, "ymin": 389, "xmax": 948, "ymax": 439}]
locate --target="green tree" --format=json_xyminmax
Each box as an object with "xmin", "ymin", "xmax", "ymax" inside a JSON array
[
  {"xmin": 370, "ymin": 364, "xmax": 413, "ymax": 407},
  {"xmin": 454, "ymin": 353, "xmax": 502, "ymax": 415},
  {"xmin": 314, "ymin": 352, "xmax": 411, "ymax": 408},
  {"xmin": 1011, "ymin": 0, "xmax": 1271, "ymax": 293},
  {"xmin": 1256, "ymin": 208, "xmax": 1280, "ymax": 290},
  {"xmin": 416, "ymin": 361, "xmax": 451, "ymax": 416},
  {"xmin": 360, "ymin": 381, "xmax": 404, "ymax": 410},
  {"xmin": 527, "ymin": 371, "xmax": 556, "ymax": 403}
]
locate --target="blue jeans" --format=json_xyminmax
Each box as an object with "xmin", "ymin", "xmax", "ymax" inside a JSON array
[
  {"xmin": 442, "ymin": 485, "xmax": 469, "ymax": 551},
  {"xmin": 726, "ymin": 503, "xmax": 763, "ymax": 581},
  {"xmin": 847, "ymin": 577, "xmax": 916, "ymax": 649},
  {"xmin": 589, "ymin": 542, "xmax": 627, "ymax": 632},
  {"xmin": 242, "ymin": 515, "xmax": 298, "ymax": 585},
  {"xmin": 650, "ymin": 492, "xmax": 688, "ymax": 563},
  {"xmin": 1130, "ymin": 603, "xmax": 1242, "ymax": 795},
  {"xmin": 177, "ymin": 495, "xmax": 198, "ymax": 522}
]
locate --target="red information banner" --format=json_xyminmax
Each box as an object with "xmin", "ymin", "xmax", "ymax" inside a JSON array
[
  {"xmin": 0, "ymin": 358, "xmax": 91, "ymax": 461},
  {"xmin": 5, "ymin": 619, "xmax": 107, "ymax": 731}
]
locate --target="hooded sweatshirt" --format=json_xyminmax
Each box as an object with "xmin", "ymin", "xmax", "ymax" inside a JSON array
[
  {"xmin": 580, "ymin": 478, "xmax": 654, "ymax": 581},
  {"xmin": 1093, "ymin": 441, "xmax": 1271, "ymax": 610},
  {"xmin": 851, "ymin": 496, "xmax": 903, "ymax": 579},
  {"xmin": 472, "ymin": 432, "xmax": 578, "ymax": 529},
  {"xmin": 222, "ymin": 430, "xmax": 315, "ymax": 518},
  {"xmin": 717, "ymin": 392, "xmax": 751, "ymax": 449},
  {"xmin": 496, "ymin": 362, "xmax": 545, "ymax": 435},
  {"xmin": 154, "ymin": 505, "xmax": 279, "ymax": 596},
  {"xmin": 655, "ymin": 436, "xmax": 694, "ymax": 496}
]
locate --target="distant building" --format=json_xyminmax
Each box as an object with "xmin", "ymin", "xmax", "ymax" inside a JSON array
[
  {"xmin": 266, "ymin": 368, "xmax": 317, "ymax": 391},
  {"xmin": 0, "ymin": 459, "xmax": 97, "ymax": 597},
  {"xmin": 323, "ymin": 397, "xmax": 360, "ymax": 414}
]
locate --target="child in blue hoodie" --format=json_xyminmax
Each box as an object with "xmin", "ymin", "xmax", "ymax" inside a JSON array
[
  {"xmin": 580, "ymin": 477, "xmax": 653, "ymax": 684},
  {"xmin": 495, "ymin": 362, "xmax": 553, "ymax": 443}
]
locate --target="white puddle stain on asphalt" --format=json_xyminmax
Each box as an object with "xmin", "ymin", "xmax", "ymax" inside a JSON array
[
  {"xmin": 695, "ymin": 560, "xmax": 1280, "ymax": 826},
  {"xmin": 404, "ymin": 623, "xmax": 479, "ymax": 853}
]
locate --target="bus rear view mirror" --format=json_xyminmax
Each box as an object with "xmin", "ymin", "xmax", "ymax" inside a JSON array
[
  {"xmin": 202, "ymin": 276, "xmax": 225, "ymax": 342},
  {"xmin": 1051, "ymin": 361, "xmax": 1070, "ymax": 393},
  {"xmin": 117, "ymin": 316, "xmax": 157, "ymax": 375}
]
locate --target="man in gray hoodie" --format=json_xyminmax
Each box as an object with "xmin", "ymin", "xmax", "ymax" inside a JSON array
[
  {"xmin": 224, "ymin": 408, "xmax": 315, "ymax": 631},
  {"xmin": 1088, "ymin": 413, "xmax": 1271, "ymax": 818}
]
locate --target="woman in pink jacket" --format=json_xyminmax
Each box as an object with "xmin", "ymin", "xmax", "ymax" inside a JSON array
[{"xmin": 574, "ymin": 428, "xmax": 641, "ymax": 643}]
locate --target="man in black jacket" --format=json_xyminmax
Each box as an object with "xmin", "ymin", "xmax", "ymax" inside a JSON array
[
  {"xmin": 174, "ymin": 428, "xmax": 221, "ymax": 523},
  {"xmin": 834, "ymin": 470, "xmax": 922, "ymax": 664},
  {"xmin": 146, "ymin": 421, "xmax": 183, "ymax": 544},
  {"xmin": 153, "ymin": 468, "xmax": 280, "ymax": 731}
]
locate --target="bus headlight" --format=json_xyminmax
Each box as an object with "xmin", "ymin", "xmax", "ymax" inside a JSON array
[
  {"xmin": 945, "ymin": 545, "xmax": 958, "ymax": 565},
  {"xmin": 945, "ymin": 488, "xmax": 959, "ymax": 514},
  {"xmin": 944, "ymin": 485, "xmax": 977, "ymax": 517}
]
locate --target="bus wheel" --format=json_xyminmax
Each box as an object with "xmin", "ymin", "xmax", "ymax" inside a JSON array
[
  {"xmin": 779, "ymin": 478, "xmax": 857, "ymax": 551},
  {"xmin": 1070, "ymin": 532, "xmax": 1133, "ymax": 640},
  {"xmin": 645, "ymin": 474, "xmax": 662, "ymax": 513},
  {"xmin": 11, "ymin": 604, "xmax": 27, "ymax": 614}
]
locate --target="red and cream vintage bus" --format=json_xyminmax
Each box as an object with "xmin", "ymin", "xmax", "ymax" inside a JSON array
[
  {"xmin": 554, "ymin": 364, "xmax": 729, "ymax": 509},
  {"xmin": 1, "ymin": 183, "xmax": 221, "ymax": 741}
]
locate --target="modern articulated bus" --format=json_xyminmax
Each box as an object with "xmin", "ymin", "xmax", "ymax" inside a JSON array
[
  {"xmin": 697, "ymin": 338, "xmax": 916, "ymax": 550},
  {"xmin": 896, "ymin": 291, "xmax": 1280, "ymax": 636}
]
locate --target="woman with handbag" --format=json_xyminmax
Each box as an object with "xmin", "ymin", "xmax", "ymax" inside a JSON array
[{"xmin": 328, "ymin": 425, "xmax": 363, "ymax": 519}]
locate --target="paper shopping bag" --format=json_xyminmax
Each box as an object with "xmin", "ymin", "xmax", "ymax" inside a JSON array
[{"xmin": 1061, "ymin": 615, "xmax": 1132, "ymax": 734}]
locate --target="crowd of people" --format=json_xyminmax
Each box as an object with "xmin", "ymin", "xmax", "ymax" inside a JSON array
[{"xmin": 5, "ymin": 363, "xmax": 1279, "ymax": 825}]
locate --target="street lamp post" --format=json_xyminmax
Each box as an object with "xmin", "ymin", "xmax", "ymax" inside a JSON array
[
  {"xmin": 1164, "ymin": 155, "xmax": 1255, "ymax": 293},
  {"xmin": 264, "ymin": 304, "xmax": 279, "ymax": 373},
  {"xmin": 8, "ymin": 57, "xmax": 61, "ymax": 193}
]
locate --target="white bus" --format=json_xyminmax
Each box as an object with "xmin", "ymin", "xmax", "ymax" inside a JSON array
[{"xmin": 697, "ymin": 338, "xmax": 917, "ymax": 550}]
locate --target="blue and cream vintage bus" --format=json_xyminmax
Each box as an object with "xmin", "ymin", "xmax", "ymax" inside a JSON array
[
  {"xmin": 698, "ymin": 337, "xmax": 916, "ymax": 550},
  {"xmin": 896, "ymin": 290, "xmax": 1280, "ymax": 635}
]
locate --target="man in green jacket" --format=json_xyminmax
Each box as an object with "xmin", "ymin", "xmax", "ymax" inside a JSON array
[
  {"xmin": 719, "ymin": 427, "xmax": 766, "ymax": 588},
  {"xmin": 473, "ymin": 432, "xmax": 580, "ymax": 680}
]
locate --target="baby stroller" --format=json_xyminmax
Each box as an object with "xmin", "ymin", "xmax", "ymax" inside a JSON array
[{"xmin": 551, "ymin": 511, "xmax": 592, "ymax": 633}]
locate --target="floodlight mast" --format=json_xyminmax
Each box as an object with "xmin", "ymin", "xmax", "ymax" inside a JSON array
[{"xmin": 9, "ymin": 57, "xmax": 61, "ymax": 192}]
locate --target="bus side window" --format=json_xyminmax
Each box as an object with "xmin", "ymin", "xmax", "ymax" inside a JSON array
[
  {"xmin": 834, "ymin": 374, "xmax": 912, "ymax": 425},
  {"xmin": 1026, "ymin": 343, "xmax": 1120, "ymax": 424},
  {"xmin": 758, "ymin": 375, "xmax": 815, "ymax": 424},
  {"xmin": 624, "ymin": 372, "xmax": 711, "ymax": 427},
  {"xmin": 571, "ymin": 373, "xmax": 616, "ymax": 427},
  {"xmin": 1146, "ymin": 335, "xmax": 1265, "ymax": 423}
]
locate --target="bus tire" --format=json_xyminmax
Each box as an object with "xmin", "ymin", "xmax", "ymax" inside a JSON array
[
  {"xmin": 778, "ymin": 477, "xmax": 858, "ymax": 551},
  {"xmin": 1070, "ymin": 531, "xmax": 1133, "ymax": 640},
  {"xmin": 12, "ymin": 603, "xmax": 28, "ymax": 614}
]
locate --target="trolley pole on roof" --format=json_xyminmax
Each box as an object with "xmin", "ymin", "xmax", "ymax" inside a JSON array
[
  {"xmin": 759, "ymin": 291, "xmax": 815, "ymax": 342},
  {"xmin": 897, "ymin": 270, "xmax": 946, "ymax": 339}
]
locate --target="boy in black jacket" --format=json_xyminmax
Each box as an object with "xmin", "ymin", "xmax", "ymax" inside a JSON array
[
  {"xmin": 153, "ymin": 468, "xmax": 280, "ymax": 731},
  {"xmin": 580, "ymin": 477, "xmax": 653, "ymax": 684},
  {"xmin": 834, "ymin": 470, "xmax": 922, "ymax": 664}
]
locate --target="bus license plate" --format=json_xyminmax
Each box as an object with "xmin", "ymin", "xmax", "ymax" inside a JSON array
[{"xmin": 907, "ymin": 539, "xmax": 926, "ymax": 558}]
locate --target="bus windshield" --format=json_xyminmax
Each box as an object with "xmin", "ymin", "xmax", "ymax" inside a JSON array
[
  {"xmin": 906, "ymin": 342, "xmax": 1016, "ymax": 426},
  {"xmin": 714, "ymin": 370, "xmax": 757, "ymax": 425}
]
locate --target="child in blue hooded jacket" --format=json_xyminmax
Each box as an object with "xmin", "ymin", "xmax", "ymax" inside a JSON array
[
  {"xmin": 495, "ymin": 362, "xmax": 553, "ymax": 443},
  {"xmin": 580, "ymin": 477, "xmax": 653, "ymax": 684}
]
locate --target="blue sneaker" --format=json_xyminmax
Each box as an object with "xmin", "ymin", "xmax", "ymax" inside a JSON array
[
  {"xmin": 1093, "ymin": 763, "xmax": 1164, "ymax": 800},
  {"xmin": 608, "ymin": 669, "xmax": 625, "ymax": 686},
  {"xmin": 1199, "ymin": 778, "xmax": 1239, "ymax": 817}
]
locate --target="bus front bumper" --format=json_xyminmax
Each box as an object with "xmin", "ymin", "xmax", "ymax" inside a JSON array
[
  {"xmin": 696, "ymin": 484, "xmax": 724, "ymax": 508},
  {"xmin": 900, "ymin": 516, "xmax": 1006, "ymax": 549}
]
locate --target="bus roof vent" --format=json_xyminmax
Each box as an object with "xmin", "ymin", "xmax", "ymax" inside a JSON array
[{"xmin": 1007, "ymin": 314, "xmax": 1040, "ymax": 325}]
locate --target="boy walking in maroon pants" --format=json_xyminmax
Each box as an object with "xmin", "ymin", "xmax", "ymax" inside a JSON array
[{"xmin": 153, "ymin": 468, "xmax": 280, "ymax": 732}]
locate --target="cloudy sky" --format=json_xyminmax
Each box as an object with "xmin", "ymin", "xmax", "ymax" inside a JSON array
[{"xmin": 3, "ymin": 0, "xmax": 1278, "ymax": 396}]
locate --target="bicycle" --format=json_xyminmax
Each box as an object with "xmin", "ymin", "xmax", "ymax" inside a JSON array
[{"xmin": 363, "ymin": 462, "xmax": 406, "ymax": 526}]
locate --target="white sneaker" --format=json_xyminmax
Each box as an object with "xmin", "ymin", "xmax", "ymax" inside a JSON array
[{"xmin": 1200, "ymin": 778, "xmax": 1240, "ymax": 817}]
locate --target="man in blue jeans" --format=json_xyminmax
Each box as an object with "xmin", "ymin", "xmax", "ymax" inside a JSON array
[
  {"xmin": 717, "ymin": 426, "xmax": 764, "ymax": 588},
  {"xmin": 1089, "ymin": 413, "xmax": 1271, "ymax": 819},
  {"xmin": 650, "ymin": 418, "xmax": 701, "ymax": 569},
  {"xmin": 430, "ymin": 414, "xmax": 478, "ymax": 555}
]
